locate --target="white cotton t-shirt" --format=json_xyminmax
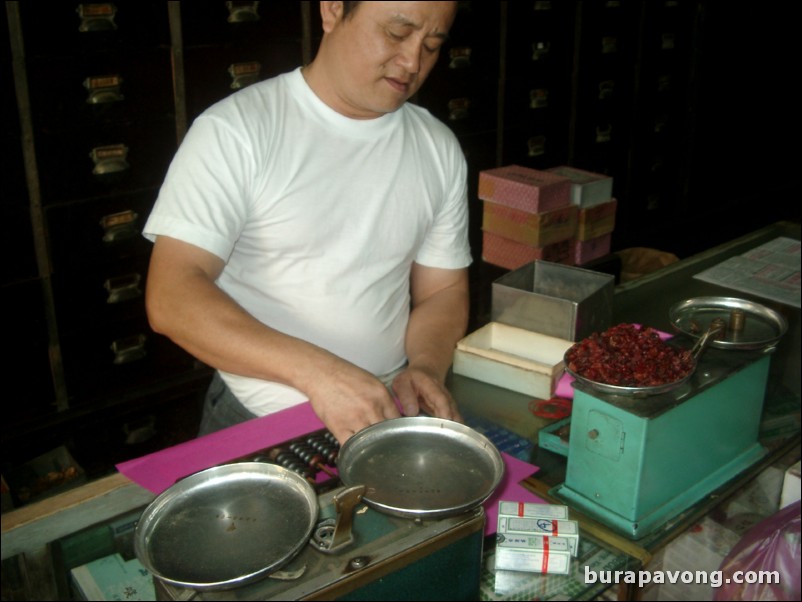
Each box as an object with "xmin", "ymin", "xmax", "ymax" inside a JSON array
[{"xmin": 143, "ymin": 67, "xmax": 472, "ymax": 416}]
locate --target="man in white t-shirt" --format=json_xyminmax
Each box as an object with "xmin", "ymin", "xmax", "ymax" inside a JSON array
[{"xmin": 144, "ymin": 1, "xmax": 471, "ymax": 444}]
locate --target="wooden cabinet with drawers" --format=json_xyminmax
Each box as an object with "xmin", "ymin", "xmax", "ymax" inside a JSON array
[
  {"xmin": 2, "ymin": 1, "xmax": 316, "ymax": 485},
  {"xmin": 3, "ymin": 1, "xmax": 794, "ymax": 488},
  {"xmin": 4, "ymin": 2, "xmax": 206, "ymax": 480}
]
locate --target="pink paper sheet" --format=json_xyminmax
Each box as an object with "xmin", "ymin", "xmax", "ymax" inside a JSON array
[
  {"xmin": 115, "ymin": 401, "xmax": 544, "ymax": 536},
  {"xmin": 117, "ymin": 402, "xmax": 326, "ymax": 494},
  {"xmin": 483, "ymin": 452, "xmax": 544, "ymax": 535}
]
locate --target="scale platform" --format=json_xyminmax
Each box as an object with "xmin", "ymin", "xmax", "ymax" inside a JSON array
[{"xmin": 552, "ymin": 347, "xmax": 772, "ymax": 539}]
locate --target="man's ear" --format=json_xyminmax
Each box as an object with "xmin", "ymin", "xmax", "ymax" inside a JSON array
[{"xmin": 320, "ymin": 1, "xmax": 344, "ymax": 33}]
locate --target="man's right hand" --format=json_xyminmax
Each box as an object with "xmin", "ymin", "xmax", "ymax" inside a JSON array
[{"xmin": 303, "ymin": 359, "xmax": 402, "ymax": 444}]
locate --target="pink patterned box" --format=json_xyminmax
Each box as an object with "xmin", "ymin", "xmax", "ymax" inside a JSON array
[
  {"xmin": 572, "ymin": 233, "xmax": 612, "ymax": 265},
  {"xmin": 479, "ymin": 165, "xmax": 571, "ymax": 213},
  {"xmin": 576, "ymin": 199, "xmax": 617, "ymax": 241},
  {"xmin": 483, "ymin": 231, "xmax": 573, "ymax": 271},
  {"xmin": 483, "ymin": 202, "xmax": 578, "ymax": 247}
]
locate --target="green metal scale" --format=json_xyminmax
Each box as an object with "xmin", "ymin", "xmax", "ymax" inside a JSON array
[{"xmin": 553, "ymin": 346, "xmax": 773, "ymax": 539}]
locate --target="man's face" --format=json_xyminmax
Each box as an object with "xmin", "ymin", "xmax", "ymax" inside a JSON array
[{"xmin": 320, "ymin": 1, "xmax": 457, "ymax": 119}]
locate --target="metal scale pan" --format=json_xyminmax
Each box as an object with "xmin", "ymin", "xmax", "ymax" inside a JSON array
[
  {"xmin": 669, "ymin": 296, "xmax": 788, "ymax": 350},
  {"xmin": 337, "ymin": 416, "xmax": 505, "ymax": 520},
  {"xmin": 135, "ymin": 462, "xmax": 319, "ymax": 591}
]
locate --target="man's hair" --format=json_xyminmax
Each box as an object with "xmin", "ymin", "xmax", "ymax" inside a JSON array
[{"xmin": 342, "ymin": 1, "xmax": 360, "ymax": 19}]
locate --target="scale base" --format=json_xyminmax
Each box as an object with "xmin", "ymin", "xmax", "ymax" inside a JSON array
[{"xmin": 551, "ymin": 442, "xmax": 767, "ymax": 540}]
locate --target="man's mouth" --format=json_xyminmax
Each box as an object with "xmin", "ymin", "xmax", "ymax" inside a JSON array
[{"xmin": 385, "ymin": 77, "xmax": 411, "ymax": 93}]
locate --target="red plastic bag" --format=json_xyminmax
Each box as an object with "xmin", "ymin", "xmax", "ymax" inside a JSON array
[{"xmin": 714, "ymin": 500, "xmax": 801, "ymax": 601}]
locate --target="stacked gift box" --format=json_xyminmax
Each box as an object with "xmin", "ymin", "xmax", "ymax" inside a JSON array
[{"xmin": 479, "ymin": 164, "xmax": 616, "ymax": 270}]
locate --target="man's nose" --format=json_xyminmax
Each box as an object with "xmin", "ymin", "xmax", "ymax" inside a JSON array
[{"xmin": 396, "ymin": 38, "xmax": 422, "ymax": 74}]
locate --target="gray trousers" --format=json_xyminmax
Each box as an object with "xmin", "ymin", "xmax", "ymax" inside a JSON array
[{"xmin": 197, "ymin": 373, "xmax": 258, "ymax": 437}]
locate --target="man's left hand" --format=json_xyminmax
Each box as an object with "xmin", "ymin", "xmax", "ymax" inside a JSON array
[{"xmin": 391, "ymin": 366, "xmax": 463, "ymax": 422}]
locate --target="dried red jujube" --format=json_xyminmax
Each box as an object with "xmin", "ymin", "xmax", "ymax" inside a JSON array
[{"xmin": 566, "ymin": 323, "xmax": 694, "ymax": 387}]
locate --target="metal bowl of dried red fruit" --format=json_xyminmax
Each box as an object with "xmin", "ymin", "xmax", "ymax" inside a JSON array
[{"xmin": 563, "ymin": 322, "xmax": 722, "ymax": 396}]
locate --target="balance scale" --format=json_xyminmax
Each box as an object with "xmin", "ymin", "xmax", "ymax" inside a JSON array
[{"xmin": 553, "ymin": 346, "xmax": 773, "ymax": 540}]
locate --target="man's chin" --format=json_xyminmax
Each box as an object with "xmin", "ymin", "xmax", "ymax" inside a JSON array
[
  {"xmin": 361, "ymin": 102, "xmax": 407, "ymax": 118},
  {"xmin": 345, "ymin": 92, "xmax": 410, "ymax": 119}
]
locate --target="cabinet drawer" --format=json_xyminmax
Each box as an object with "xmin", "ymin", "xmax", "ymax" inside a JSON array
[
  {"xmin": 4, "ymin": 280, "xmax": 57, "ymax": 425},
  {"xmin": 460, "ymin": 131, "xmax": 499, "ymax": 252},
  {"xmin": 27, "ymin": 48, "xmax": 174, "ymax": 132},
  {"xmin": 503, "ymin": 75, "xmax": 572, "ymax": 129},
  {"xmin": 449, "ymin": 2, "xmax": 501, "ymax": 46},
  {"xmin": 35, "ymin": 120, "xmax": 176, "ymax": 205},
  {"xmin": 505, "ymin": 4, "xmax": 575, "ymax": 75},
  {"xmin": 416, "ymin": 71, "xmax": 497, "ymax": 138},
  {"xmin": 183, "ymin": 41, "xmax": 303, "ymax": 120},
  {"xmin": 60, "ymin": 317, "xmax": 198, "ymax": 403},
  {"xmin": 181, "ymin": 2, "xmax": 303, "ymax": 47},
  {"xmin": 1, "ymin": 201, "xmax": 39, "ymax": 285},
  {"xmin": 501, "ymin": 122, "xmax": 570, "ymax": 168},
  {"xmin": 52, "ymin": 254, "xmax": 150, "ymax": 334},
  {"xmin": 46, "ymin": 191, "xmax": 155, "ymax": 271},
  {"xmin": 19, "ymin": 1, "xmax": 169, "ymax": 58},
  {"xmin": 70, "ymin": 386, "xmax": 209, "ymax": 475}
]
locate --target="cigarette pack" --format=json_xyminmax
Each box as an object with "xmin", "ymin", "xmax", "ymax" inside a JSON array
[
  {"xmin": 498, "ymin": 506, "xmax": 579, "ymax": 556},
  {"xmin": 495, "ymin": 501, "xmax": 579, "ymax": 574},
  {"xmin": 495, "ymin": 535, "xmax": 572, "ymax": 574},
  {"xmin": 497, "ymin": 501, "xmax": 569, "ymax": 519}
]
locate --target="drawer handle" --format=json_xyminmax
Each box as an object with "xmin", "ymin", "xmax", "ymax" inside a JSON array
[
  {"xmin": 90, "ymin": 144, "xmax": 130, "ymax": 175},
  {"xmin": 598, "ymin": 80, "xmax": 614, "ymax": 100},
  {"xmin": 77, "ymin": 3, "xmax": 118, "ymax": 32},
  {"xmin": 601, "ymin": 36, "xmax": 617, "ymax": 54},
  {"xmin": 596, "ymin": 125, "xmax": 612, "ymax": 144},
  {"xmin": 527, "ymin": 135, "xmax": 546, "ymax": 157},
  {"xmin": 111, "ymin": 334, "xmax": 147, "ymax": 365},
  {"xmin": 84, "ymin": 75, "xmax": 124, "ymax": 104},
  {"xmin": 228, "ymin": 61, "xmax": 261, "ymax": 90},
  {"xmin": 532, "ymin": 41, "xmax": 550, "ymax": 61},
  {"xmin": 100, "ymin": 210, "xmax": 139, "ymax": 243},
  {"xmin": 448, "ymin": 97, "xmax": 470, "ymax": 122},
  {"xmin": 226, "ymin": 1, "xmax": 260, "ymax": 23},
  {"xmin": 104, "ymin": 273, "xmax": 142, "ymax": 304},
  {"xmin": 530, "ymin": 88, "xmax": 549, "ymax": 109},
  {"xmin": 448, "ymin": 47, "xmax": 472, "ymax": 69}
]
